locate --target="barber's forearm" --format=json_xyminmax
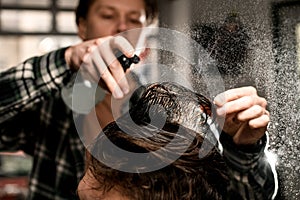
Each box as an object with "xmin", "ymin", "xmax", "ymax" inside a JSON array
[{"xmin": 220, "ymin": 132, "xmax": 277, "ymax": 200}]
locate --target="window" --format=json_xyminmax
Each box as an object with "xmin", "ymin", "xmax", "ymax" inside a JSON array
[
  {"xmin": 1, "ymin": 10, "xmax": 52, "ymax": 32},
  {"xmin": 0, "ymin": 0, "xmax": 80, "ymax": 69},
  {"xmin": 0, "ymin": 0, "xmax": 78, "ymax": 35}
]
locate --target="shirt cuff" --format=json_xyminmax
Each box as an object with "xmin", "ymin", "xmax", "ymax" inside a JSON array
[
  {"xmin": 53, "ymin": 47, "xmax": 75, "ymax": 88},
  {"xmin": 220, "ymin": 132, "xmax": 267, "ymax": 173}
]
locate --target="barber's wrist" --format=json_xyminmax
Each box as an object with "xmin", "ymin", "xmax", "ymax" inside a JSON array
[
  {"xmin": 220, "ymin": 132, "xmax": 267, "ymax": 173},
  {"xmin": 64, "ymin": 46, "xmax": 75, "ymax": 71},
  {"xmin": 221, "ymin": 131, "xmax": 266, "ymax": 154}
]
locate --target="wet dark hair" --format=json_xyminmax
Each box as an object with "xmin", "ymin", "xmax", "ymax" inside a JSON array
[
  {"xmin": 75, "ymin": 0, "xmax": 159, "ymax": 26},
  {"xmin": 86, "ymin": 82, "xmax": 230, "ymax": 199}
]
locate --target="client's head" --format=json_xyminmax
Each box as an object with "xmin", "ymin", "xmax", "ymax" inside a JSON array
[{"xmin": 77, "ymin": 82, "xmax": 229, "ymax": 200}]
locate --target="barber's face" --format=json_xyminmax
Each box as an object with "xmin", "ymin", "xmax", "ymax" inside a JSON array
[{"xmin": 78, "ymin": 0, "xmax": 147, "ymax": 40}]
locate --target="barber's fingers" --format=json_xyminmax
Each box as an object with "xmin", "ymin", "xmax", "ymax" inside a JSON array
[
  {"xmin": 98, "ymin": 36, "xmax": 134, "ymax": 94},
  {"xmin": 215, "ymin": 95, "xmax": 267, "ymax": 116},
  {"xmin": 232, "ymin": 123, "xmax": 267, "ymax": 145},
  {"xmin": 248, "ymin": 111, "xmax": 270, "ymax": 129},
  {"xmin": 81, "ymin": 50, "xmax": 103, "ymax": 82},
  {"xmin": 83, "ymin": 36, "xmax": 135, "ymax": 99},
  {"xmin": 109, "ymin": 36, "xmax": 135, "ymax": 58},
  {"xmin": 236, "ymin": 105, "xmax": 268, "ymax": 121},
  {"xmin": 235, "ymin": 104, "xmax": 270, "ymax": 129},
  {"xmin": 214, "ymin": 86, "xmax": 259, "ymax": 106},
  {"xmin": 233, "ymin": 111, "xmax": 269, "ymax": 144},
  {"xmin": 65, "ymin": 39, "xmax": 98, "ymax": 71},
  {"xmin": 84, "ymin": 46, "xmax": 123, "ymax": 99}
]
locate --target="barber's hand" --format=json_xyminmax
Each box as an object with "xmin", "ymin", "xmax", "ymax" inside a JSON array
[
  {"xmin": 65, "ymin": 36, "xmax": 135, "ymax": 99},
  {"xmin": 213, "ymin": 86, "xmax": 270, "ymax": 145}
]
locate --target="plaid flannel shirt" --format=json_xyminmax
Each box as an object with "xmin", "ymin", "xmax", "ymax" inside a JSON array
[
  {"xmin": 0, "ymin": 47, "xmax": 85, "ymax": 200},
  {"xmin": 0, "ymin": 48, "xmax": 277, "ymax": 200}
]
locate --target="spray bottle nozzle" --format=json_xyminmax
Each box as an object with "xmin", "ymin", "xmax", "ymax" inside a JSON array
[{"xmin": 117, "ymin": 54, "xmax": 140, "ymax": 71}]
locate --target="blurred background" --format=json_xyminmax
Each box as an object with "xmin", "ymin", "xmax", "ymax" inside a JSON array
[
  {"xmin": 0, "ymin": 0, "xmax": 80, "ymax": 70},
  {"xmin": 0, "ymin": 1, "xmax": 80, "ymax": 199},
  {"xmin": 0, "ymin": 0, "xmax": 299, "ymax": 199}
]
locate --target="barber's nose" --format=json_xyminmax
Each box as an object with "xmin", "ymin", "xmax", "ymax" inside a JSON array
[{"xmin": 116, "ymin": 17, "xmax": 128, "ymax": 33}]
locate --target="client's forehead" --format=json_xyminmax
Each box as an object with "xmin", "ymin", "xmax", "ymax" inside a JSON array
[{"xmin": 77, "ymin": 169, "xmax": 130, "ymax": 200}]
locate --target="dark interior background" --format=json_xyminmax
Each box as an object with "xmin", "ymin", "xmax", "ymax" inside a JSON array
[{"xmin": 158, "ymin": 1, "xmax": 299, "ymax": 199}]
